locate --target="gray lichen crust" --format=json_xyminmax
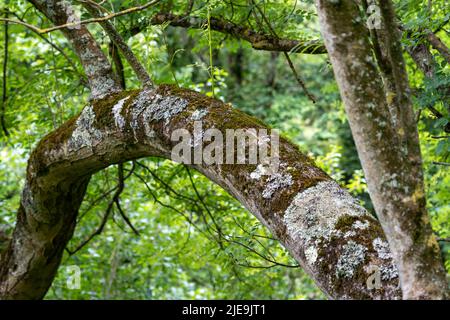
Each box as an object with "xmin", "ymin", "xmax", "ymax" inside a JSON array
[
  {"xmin": 130, "ymin": 89, "xmax": 189, "ymax": 136},
  {"xmin": 283, "ymin": 180, "xmax": 368, "ymax": 245},
  {"xmin": 69, "ymin": 105, "xmax": 102, "ymax": 150},
  {"xmin": 112, "ymin": 96, "xmax": 130, "ymax": 130},
  {"xmin": 372, "ymin": 237, "xmax": 399, "ymax": 280},
  {"xmin": 305, "ymin": 246, "xmax": 319, "ymax": 265},
  {"xmin": 373, "ymin": 237, "xmax": 392, "ymax": 260},
  {"xmin": 281, "ymin": 180, "xmax": 400, "ymax": 292},
  {"xmin": 353, "ymin": 220, "xmax": 369, "ymax": 230},
  {"xmin": 250, "ymin": 164, "xmax": 267, "ymax": 180},
  {"xmin": 336, "ymin": 241, "xmax": 367, "ymax": 278},
  {"xmin": 380, "ymin": 263, "xmax": 399, "ymax": 281},
  {"xmin": 132, "ymin": 89, "xmax": 188, "ymax": 123},
  {"xmin": 262, "ymin": 173, "xmax": 293, "ymax": 199},
  {"xmin": 191, "ymin": 108, "xmax": 208, "ymax": 120}
]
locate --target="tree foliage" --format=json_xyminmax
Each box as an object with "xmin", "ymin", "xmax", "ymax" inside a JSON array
[{"xmin": 0, "ymin": 0, "xmax": 448, "ymax": 299}]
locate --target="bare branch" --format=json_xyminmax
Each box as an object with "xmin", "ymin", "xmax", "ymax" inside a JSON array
[
  {"xmin": 109, "ymin": 43, "xmax": 126, "ymax": 89},
  {"xmin": 81, "ymin": 2, "xmax": 154, "ymax": 87},
  {"xmin": 0, "ymin": 84, "xmax": 402, "ymax": 299},
  {"xmin": 250, "ymin": 0, "xmax": 316, "ymax": 103},
  {"xmin": 131, "ymin": 12, "xmax": 326, "ymax": 54},
  {"xmin": 1, "ymin": 7, "xmax": 10, "ymax": 137},
  {"xmin": 28, "ymin": 0, "xmax": 120, "ymax": 100},
  {"xmin": 114, "ymin": 163, "xmax": 139, "ymax": 236},
  {"xmin": 0, "ymin": 17, "xmax": 42, "ymax": 33},
  {"xmin": 224, "ymin": 237, "xmax": 300, "ymax": 268},
  {"xmin": 1, "ymin": 0, "xmax": 161, "ymax": 34},
  {"xmin": 283, "ymin": 52, "xmax": 317, "ymax": 103},
  {"xmin": 432, "ymin": 161, "xmax": 450, "ymax": 167},
  {"xmin": 427, "ymin": 32, "xmax": 450, "ymax": 64}
]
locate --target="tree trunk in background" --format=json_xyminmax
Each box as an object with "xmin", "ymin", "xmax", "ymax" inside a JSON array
[{"xmin": 314, "ymin": 0, "xmax": 448, "ymax": 299}]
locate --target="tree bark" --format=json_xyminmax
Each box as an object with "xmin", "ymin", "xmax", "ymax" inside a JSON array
[
  {"xmin": 1, "ymin": 0, "xmax": 446, "ymax": 301},
  {"xmin": 314, "ymin": 0, "xmax": 448, "ymax": 299},
  {"xmin": 0, "ymin": 85, "xmax": 401, "ymax": 299},
  {"xmin": 28, "ymin": 0, "xmax": 121, "ymax": 100}
]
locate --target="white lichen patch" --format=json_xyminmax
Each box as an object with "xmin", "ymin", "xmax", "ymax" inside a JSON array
[
  {"xmin": 130, "ymin": 89, "xmax": 189, "ymax": 136},
  {"xmin": 283, "ymin": 181, "xmax": 367, "ymax": 245},
  {"xmin": 380, "ymin": 263, "xmax": 399, "ymax": 281},
  {"xmin": 69, "ymin": 105, "xmax": 102, "ymax": 150},
  {"xmin": 336, "ymin": 241, "xmax": 367, "ymax": 278},
  {"xmin": 305, "ymin": 246, "xmax": 318, "ymax": 265},
  {"xmin": 262, "ymin": 172, "xmax": 293, "ymax": 199},
  {"xmin": 344, "ymin": 230, "xmax": 357, "ymax": 238},
  {"xmin": 112, "ymin": 96, "xmax": 130, "ymax": 130},
  {"xmin": 89, "ymin": 75, "xmax": 119, "ymax": 101},
  {"xmin": 250, "ymin": 164, "xmax": 268, "ymax": 180},
  {"xmin": 191, "ymin": 108, "xmax": 208, "ymax": 121},
  {"xmin": 372, "ymin": 237, "xmax": 392, "ymax": 260},
  {"xmin": 366, "ymin": 238, "xmax": 398, "ymax": 281},
  {"xmin": 353, "ymin": 220, "xmax": 369, "ymax": 230}
]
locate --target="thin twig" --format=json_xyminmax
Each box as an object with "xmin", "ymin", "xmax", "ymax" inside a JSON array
[
  {"xmin": 432, "ymin": 161, "xmax": 450, "ymax": 166},
  {"xmin": 67, "ymin": 163, "xmax": 133, "ymax": 255},
  {"xmin": 66, "ymin": 194, "xmax": 115, "ymax": 255},
  {"xmin": 133, "ymin": 162, "xmax": 219, "ymax": 241},
  {"xmin": 283, "ymin": 52, "xmax": 317, "ymax": 103},
  {"xmin": 1, "ymin": 5, "xmax": 10, "ymax": 136},
  {"xmin": 82, "ymin": 1, "xmax": 153, "ymax": 87},
  {"xmin": 185, "ymin": 166, "xmax": 224, "ymax": 240},
  {"xmin": 225, "ymin": 237, "xmax": 299, "ymax": 268},
  {"xmin": 114, "ymin": 163, "xmax": 140, "ymax": 235},
  {"xmin": 7, "ymin": 11, "xmax": 86, "ymax": 83},
  {"xmin": 250, "ymin": 0, "xmax": 316, "ymax": 103},
  {"xmin": 131, "ymin": 170, "xmax": 215, "ymax": 240},
  {"xmin": 0, "ymin": 0, "xmax": 161, "ymax": 34}
]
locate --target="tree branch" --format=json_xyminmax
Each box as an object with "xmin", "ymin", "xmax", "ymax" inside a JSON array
[
  {"xmin": 81, "ymin": 1, "xmax": 154, "ymax": 87},
  {"xmin": 28, "ymin": 0, "xmax": 121, "ymax": 100},
  {"xmin": 432, "ymin": 161, "xmax": 450, "ymax": 167},
  {"xmin": 250, "ymin": 1, "xmax": 316, "ymax": 103},
  {"xmin": 406, "ymin": 34, "xmax": 450, "ymax": 132},
  {"xmin": 1, "ymin": 0, "xmax": 162, "ymax": 34},
  {"xmin": 1, "ymin": 5, "xmax": 9, "ymax": 137},
  {"xmin": 426, "ymin": 31, "xmax": 450, "ymax": 64},
  {"xmin": 131, "ymin": 12, "xmax": 326, "ymax": 54}
]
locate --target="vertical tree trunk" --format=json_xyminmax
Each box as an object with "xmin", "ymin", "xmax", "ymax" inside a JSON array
[{"xmin": 314, "ymin": 0, "xmax": 448, "ymax": 299}]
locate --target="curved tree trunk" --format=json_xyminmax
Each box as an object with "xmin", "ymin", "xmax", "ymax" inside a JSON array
[{"xmin": 0, "ymin": 85, "xmax": 401, "ymax": 299}]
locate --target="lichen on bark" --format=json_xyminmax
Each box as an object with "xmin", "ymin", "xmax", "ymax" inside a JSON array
[{"xmin": 69, "ymin": 105, "xmax": 102, "ymax": 151}]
